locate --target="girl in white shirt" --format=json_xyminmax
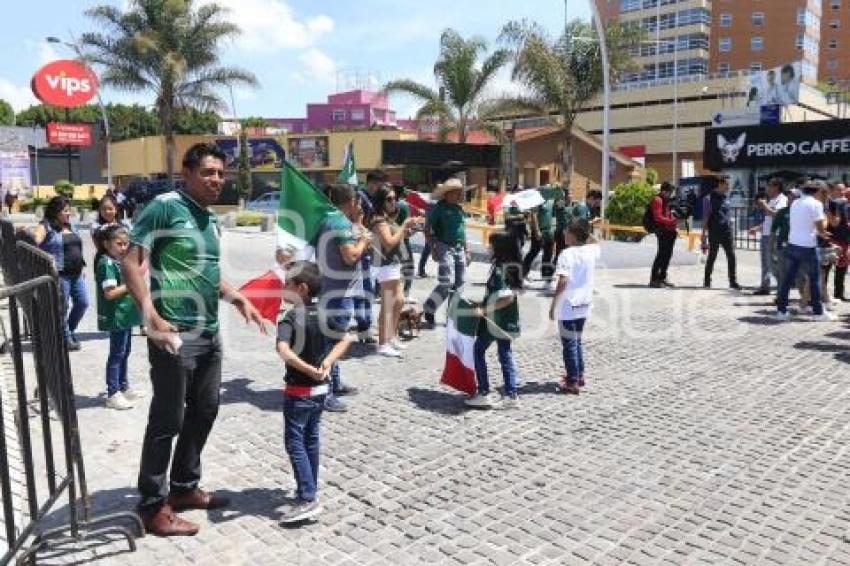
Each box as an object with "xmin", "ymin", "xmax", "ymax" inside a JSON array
[{"xmin": 549, "ymin": 220, "xmax": 600, "ymax": 395}]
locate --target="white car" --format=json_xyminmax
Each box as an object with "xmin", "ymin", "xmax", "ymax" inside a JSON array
[{"xmin": 245, "ymin": 192, "xmax": 279, "ymax": 214}]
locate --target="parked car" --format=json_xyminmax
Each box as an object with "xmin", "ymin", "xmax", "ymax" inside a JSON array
[{"xmin": 245, "ymin": 192, "xmax": 280, "ymax": 214}]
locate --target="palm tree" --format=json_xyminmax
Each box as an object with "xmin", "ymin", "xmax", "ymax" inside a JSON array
[
  {"xmin": 81, "ymin": 0, "xmax": 258, "ymax": 177},
  {"xmin": 490, "ymin": 19, "xmax": 643, "ymax": 183},
  {"xmin": 383, "ymin": 28, "xmax": 511, "ymax": 143}
]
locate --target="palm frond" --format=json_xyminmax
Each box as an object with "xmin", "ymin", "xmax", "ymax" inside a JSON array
[{"xmin": 382, "ymin": 80, "xmax": 440, "ymax": 102}]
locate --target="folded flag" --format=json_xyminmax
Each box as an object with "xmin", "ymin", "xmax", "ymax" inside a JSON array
[
  {"xmin": 337, "ymin": 140, "xmax": 358, "ymax": 185},
  {"xmin": 405, "ymin": 191, "xmax": 432, "ymax": 217},
  {"xmin": 440, "ymin": 297, "xmax": 479, "ymax": 396},
  {"xmin": 277, "ymin": 161, "xmax": 346, "ymax": 255},
  {"xmin": 238, "ymin": 266, "xmax": 286, "ymax": 322}
]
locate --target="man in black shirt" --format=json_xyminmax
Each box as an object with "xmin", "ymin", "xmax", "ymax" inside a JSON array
[
  {"xmin": 703, "ymin": 176, "xmax": 741, "ymax": 290},
  {"xmin": 276, "ymin": 261, "xmax": 351, "ymax": 523}
]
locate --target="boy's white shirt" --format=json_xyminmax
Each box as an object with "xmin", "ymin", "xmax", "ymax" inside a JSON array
[{"xmin": 554, "ymin": 244, "xmax": 600, "ymax": 321}]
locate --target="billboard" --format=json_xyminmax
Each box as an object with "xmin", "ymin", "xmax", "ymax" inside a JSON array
[
  {"xmin": 47, "ymin": 123, "xmax": 92, "ymax": 146},
  {"xmin": 214, "ymin": 137, "xmax": 285, "ymax": 170},
  {"xmin": 31, "ymin": 59, "xmax": 99, "ymax": 108},
  {"xmin": 287, "ymin": 136, "xmax": 329, "ymax": 169},
  {"xmin": 0, "ymin": 151, "xmax": 32, "ymax": 193},
  {"xmin": 746, "ymin": 62, "xmax": 801, "ymax": 107},
  {"xmin": 704, "ymin": 119, "xmax": 850, "ymax": 170}
]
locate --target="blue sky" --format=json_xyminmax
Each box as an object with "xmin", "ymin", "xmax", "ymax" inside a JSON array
[{"xmin": 1, "ymin": 0, "xmax": 590, "ymax": 119}]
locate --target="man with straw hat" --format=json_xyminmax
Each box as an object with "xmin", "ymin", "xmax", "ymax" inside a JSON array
[{"xmin": 423, "ymin": 178, "xmax": 471, "ymax": 328}]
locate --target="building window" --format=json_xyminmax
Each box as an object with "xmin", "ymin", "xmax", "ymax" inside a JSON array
[
  {"xmin": 831, "ymin": 19, "xmax": 841, "ymax": 29},
  {"xmin": 620, "ymin": 0, "xmax": 641, "ymax": 12},
  {"xmin": 832, "ymin": 0, "xmax": 841, "ymax": 8},
  {"xmin": 332, "ymin": 109, "xmax": 346, "ymax": 123},
  {"xmin": 751, "ymin": 37, "xmax": 764, "ymax": 51},
  {"xmin": 828, "ymin": 59, "xmax": 839, "ymax": 70},
  {"xmin": 718, "ymin": 62, "xmax": 730, "ymax": 75},
  {"xmin": 750, "ymin": 62, "xmax": 763, "ymax": 73},
  {"xmin": 350, "ymin": 109, "xmax": 365, "ymax": 122},
  {"xmin": 752, "ymin": 12, "xmax": 764, "ymax": 26},
  {"xmin": 720, "ymin": 13, "xmax": 732, "ymax": 27},
  {"xmin": 796, "ymin": 32, "xmax": 804, "ymax": 49},
  {"xmin": 797, "ymin": 8, "xmax": 805, "ymax": 25},
  {"xmin": 719, "ymin": 38, "xmax": 732, "ymax": 52},
  {"xmin": 830, "ymin": 38, "xmax": 839, "ymax": 49}
]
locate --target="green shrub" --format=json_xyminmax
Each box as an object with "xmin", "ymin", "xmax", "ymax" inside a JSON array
[
  {"xmin": 235, "ymin": 211, "xmax": 267, "ymax": 226},
  {"xmin": 606, "ymin": 180, "xmax": 656, "ymax": 228},
  {"xmin": 54, "ymin": 179, "xmax": 75, "ymax": 198},
  {"xmin": 645, "ymin": 168, "xmax": 659, "ymax": 186}
]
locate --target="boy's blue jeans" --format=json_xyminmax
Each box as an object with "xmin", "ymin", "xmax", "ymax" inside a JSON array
[
  {"xmin": 560, "ymin": 319, "xmax": 586, "ymax": 383},
  {"xmin": 472, "ymin": 336, "xmax": 518, "ymax": 396},
  {"xmin": 106, "ymin": 329, "xmax": 132, "ymax": 396},
  {"xmin": 283, "ymin": 394, "xmax": 324, "ymax": 502},
  {"xmin": 777, "ymin": 244, "xmax": 823, "ymax": 315}
]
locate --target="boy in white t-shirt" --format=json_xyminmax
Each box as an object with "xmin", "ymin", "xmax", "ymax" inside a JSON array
[{"xmin": 550, "ymin": 220, "xmax": 601, "ymax": 395}]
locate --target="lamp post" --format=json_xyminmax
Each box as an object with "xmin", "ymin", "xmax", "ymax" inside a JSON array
[
  {"xmin": 46, "ymin": 35, "xmax": 113, "ymax": 189},
  {"xmin": 588, "ymin": 1, "xmax": 610, "ymax": 222}
]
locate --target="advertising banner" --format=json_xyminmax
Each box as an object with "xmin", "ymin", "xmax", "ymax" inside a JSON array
[
  {"xmin": 31, "ymin": 59, "xmax": 98, "ymax": 108},
  {"xmin": 0, "ymin": 151, "xmax": 32, "ymax": 192},
  {"xmin": 705, "ymin": 119, "xmax": 850, "ymax": 170},
  {"xmin": 214, "ymin": 137, "xmax": 285, "ymax": 170},
  {"xmin": 46, "ymin": 123, "xmax": 92, "ymax": 146},
  {"xmin": 287, "ymin": 136, "xmax": 329, "ymax": 169},
  {"xmin": 746, "ymin": 62, "xmax": 801, "ymax": 107}
]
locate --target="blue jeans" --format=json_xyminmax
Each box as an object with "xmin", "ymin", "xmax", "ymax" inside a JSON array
[
  {"xmin": 424, "ymin": 242, "xmax": 466, "ymax": 317},
  {"xmin": 283, "ymin": 394, "xmax": 324, "ymax": 502},
  {"xmin": 359, "ymin": 253, "xmax": 374, "ymax": 329},
  {"xmin": 473, "ymin": 336, "xmax": 518, "ymax": 396},
  {"xmin": 777, "ymin": 244, "xmax": 823, "ymax": 315},
  {"xmin": 59, "ymin": 274, "xmax": 89, "ymax": 340},
  {"xmin": 560, "ymin": 319, "xmax": 586, "ymax": 383},
  {"xmin": 418, "ymin": 241, "xmax": 431, "ymax": 275},
  {"xmin": 106, "ymin": 329, "xmax": 132, "ymax": 396},
  {"xmin": 321, "ymin": 296, "xmax": 366, "ymax": 399}
]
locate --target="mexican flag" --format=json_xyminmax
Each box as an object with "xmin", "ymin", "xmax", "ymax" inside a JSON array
[
  {"xmin": 277, "ymin": 161, "xmax": 346, "ymax": 255},
  {"xmin": 337, "ymin": 140, "xmax": 357, "ymax": 185},
  {"xmin": 440, "ymin": 297, "xmax": 479, "ymax": 396}
]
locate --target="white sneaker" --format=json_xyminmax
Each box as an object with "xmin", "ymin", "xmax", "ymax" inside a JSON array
[
  {"xmin": 377, "ymin": 344, "xmax": 403, "ymax": 358},
  {"xmin": 542, "ymin": 280, "xmax": 555, "ymax": 292},
  {"xmin": 810, "ymin": 311, "xmax": 836, "ymax": 322},
  {"xmin": 390, "ymin": 339, "xmax": 408, "ymax": 351},
  {"xmin": 464, "ymin": 392, "xmax": 499, "ymax": 409},
  {"xmin": 500, "ymin": 395, "xmax": 519, "ymax": 409},
  {"xmin": 122, "ymin": 388, "xmax": 146, "ymax": 401},
  {"xmin": 404, "ymin": 297, "xmax": 418, "ymax": 305},
  {"xmin": 802, "ymin": 306, "xmax": 814, "ymax": 315},
  {"xmin": 105, "ymin": 392, "xmax": 134, "ymax": 410},
  {"xmin": 771, "ymin": 311, "xmax": 791, "ymax": 322}
]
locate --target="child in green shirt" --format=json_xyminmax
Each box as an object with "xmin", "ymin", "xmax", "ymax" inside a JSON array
[{"xmin": 95, "ymin": 225, "xmax": 144, "ymax": 410}]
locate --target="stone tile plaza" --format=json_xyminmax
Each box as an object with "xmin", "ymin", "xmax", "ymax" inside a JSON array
[{"xmin": 22, "ymin": 230, "xmax": 850, "ymax": 565}]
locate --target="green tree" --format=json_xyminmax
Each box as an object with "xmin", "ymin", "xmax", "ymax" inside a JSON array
[
  {"xmin": 240, "ymin": 116, "xmax": 269, "ymax": 128},
  {"xmin": 81, "ymin": 0, "xmax": 258, "ymax": 177},
  {"xmin": 16, "ymin": 104, "xmax": 101, "ymax": 127},
  {"xmin": 383, "ymin": 28, "xmax": 510, "ymax": 143},
  {"xmin": 237, "ymin": 131, "xmax": 252, "ymax": 201},
  {"xmin": 490, "ymin": 19, "xmax": 643, "ymax": 182},
  {"xmin": 54, "ymin": 179, "xmax": 76, "ymax": 199},
  {"xmin": 0, "ymin": 100, "xmax": 14, "ymax": 126}
]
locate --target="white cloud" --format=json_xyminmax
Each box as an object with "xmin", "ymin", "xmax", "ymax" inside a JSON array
[
  {"xmin": 293, "ymin": 48, "xmax": 337, "ymax": 85},
  {"xmin": 210, "ymin": 0, "xmax": 334, "ymax": 53},
  {"xmin": 0, "ymin": 79, "xmax": 37, "ymax": 111},
  {"xmin": 38, "ymin": 42, "xmax": 59, "ymax": 65}
]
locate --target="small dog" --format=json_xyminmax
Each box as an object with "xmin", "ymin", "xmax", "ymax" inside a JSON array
[{"xmin": 398, "ymin": 306, "xmax": 423, "ymax": 339}]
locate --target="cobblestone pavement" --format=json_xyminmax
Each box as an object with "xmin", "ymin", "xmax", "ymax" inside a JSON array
[{"xmin": 25, "ymin": 232, "xmax": 850, "ymax": 565}]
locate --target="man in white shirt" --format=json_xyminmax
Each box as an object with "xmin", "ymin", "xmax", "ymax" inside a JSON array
[
  {"xmin": 749, "ymin": 178, "xmax": 788, "ymax": 295},
  {"xmin": 774, "ymin": 180, "xmax": 832, "ymax": 321}
]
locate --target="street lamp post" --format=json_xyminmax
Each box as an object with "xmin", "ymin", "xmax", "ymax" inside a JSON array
[
  {"xmin": 47, "ymin": 35, "xmax": 113, "ymax": 189},
  {"xmin": 588, "ymin": 1, "xmax": 610, "ymax": 223}
]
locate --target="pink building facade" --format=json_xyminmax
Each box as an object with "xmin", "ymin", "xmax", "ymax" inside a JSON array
[{"xmin": 269, "ymin": 90, "xmax": 404, "ymax": 133}]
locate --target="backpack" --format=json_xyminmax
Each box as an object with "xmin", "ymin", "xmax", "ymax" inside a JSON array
[{"xmin": 642, "ymin": 200, "xmax": 657, "ymax": 233}]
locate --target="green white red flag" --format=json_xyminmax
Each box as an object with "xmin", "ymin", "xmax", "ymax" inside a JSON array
[{"xmin": 440, "ymin": 297, "xmax": 479, "ymax": 395}]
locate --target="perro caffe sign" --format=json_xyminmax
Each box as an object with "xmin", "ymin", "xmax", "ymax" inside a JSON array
[
  {"xmin": 31, "ymin": 59, "xmax": 98, "ymax": 108},
  {"xmin": 705, "ymin": 119, "xmax": 850, "ymax": 170}
]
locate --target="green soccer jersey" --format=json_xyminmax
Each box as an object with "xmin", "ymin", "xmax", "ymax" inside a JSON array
[
  {"xmin": 428, "ymin": 200, "xmax": 466, "ymax": 245},
  {"xmin": 537, "ymin": 202, "xmax": 554, "ymax": 236},
  {"xmin": 130, "ymin": 191, "xmax": 221, "ymax": 333},
  {"xmin": 95, "ymin": 254, "xmax": 142, "ymax": 331},
  {"xmin": 479, "ymin": 265, "xmax": 520, "ymax": 341}
]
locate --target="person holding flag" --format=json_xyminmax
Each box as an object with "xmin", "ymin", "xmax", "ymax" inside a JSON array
[
  {"xmin": 315, "ymin": 184, "xmax": 373, "ymax": 412},
  {"xmin": 123, "ymin": 143, "xmax": 267, "ymax": 536}
]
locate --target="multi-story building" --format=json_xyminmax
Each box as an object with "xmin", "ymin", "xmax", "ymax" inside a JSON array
[
  {"xmin": 597, "ymin": 0, "xmax": 850, "ymax": 84},
  {"xmin": 267, "ymin": 89, "xmax": 401, "ymax": 133}
]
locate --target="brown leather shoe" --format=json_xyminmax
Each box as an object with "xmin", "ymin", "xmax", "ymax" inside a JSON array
[
  {"xmin": 140, "ymin": 504, "xmax": 199, "ymax": 537},
  {"xmin": 167, "ymin": 488, "xmax": 230, "ymax": 511}
]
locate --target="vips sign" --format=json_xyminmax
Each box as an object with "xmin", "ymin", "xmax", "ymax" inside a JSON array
[
  {"xmin": 31, "ymin": 59, "xmax": 98, "ymax": 108},
  {"xmin": 705, "ymin": 119, "xmax": 850, "ymax": 170},
  {"xmin": 46, "ymin": 123, "xmax": 92, "ymax": 146}
]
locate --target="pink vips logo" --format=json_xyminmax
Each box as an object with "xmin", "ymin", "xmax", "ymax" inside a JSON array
[{"xmin": 31, "ymin": 60, "xmax": 99, "ymax": 108}]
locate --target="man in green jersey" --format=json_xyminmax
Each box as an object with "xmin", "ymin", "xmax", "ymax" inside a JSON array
[{"xmin": 124, "ymin": 143, "xmax": 266, "ymax": 536}]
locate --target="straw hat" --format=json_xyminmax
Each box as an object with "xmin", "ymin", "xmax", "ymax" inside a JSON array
[{"xmin": 432, "ymin": 178, "xmax": 473, "ymax": 200}]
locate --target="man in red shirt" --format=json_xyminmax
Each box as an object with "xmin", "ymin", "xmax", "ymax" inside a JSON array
[{"xmin": 650, "ymin": 182, "xmax": 680, "ymax": 288}]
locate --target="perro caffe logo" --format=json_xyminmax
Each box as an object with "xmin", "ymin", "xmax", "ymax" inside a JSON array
[{"xmin": 31, "ymin": 59, "xmax": 98, "ymax": 108}]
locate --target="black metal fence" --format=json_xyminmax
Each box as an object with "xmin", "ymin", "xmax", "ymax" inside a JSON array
[{"xmin": 0, "ymin": 221, "xmax": 142, "ymax": 563}]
